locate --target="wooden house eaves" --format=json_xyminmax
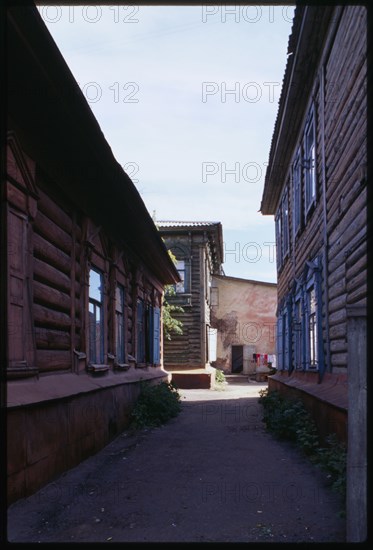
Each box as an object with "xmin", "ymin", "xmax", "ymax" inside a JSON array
[
  {"xmin": 260, "ymin": 5, "xmax": 335, "ymax": 215},
  {"xmin": 6, "ymin": 5, "xmax": 179, "ymax": 287}
]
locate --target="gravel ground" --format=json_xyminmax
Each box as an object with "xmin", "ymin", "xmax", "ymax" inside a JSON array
[{"xmin": 6, "ymin": 376, "xmax": 346, "ymax": 543}]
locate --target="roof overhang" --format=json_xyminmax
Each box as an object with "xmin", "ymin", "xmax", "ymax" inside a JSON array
[
  {"xmin": 158, "ymin": 221, "xmax": 224, "ymax": 272},
  {"xmin": 260, "ymin": 5, "xmax": 335, "ymax": 215},
  {"xmin": 7, "ymin": 4, "xmax": 179, "ymax": 286}
]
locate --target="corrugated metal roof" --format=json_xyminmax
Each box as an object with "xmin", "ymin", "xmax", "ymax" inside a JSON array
[{"xmin": 156, "ymin": 220, "xmax": 221, "ymax": 228}]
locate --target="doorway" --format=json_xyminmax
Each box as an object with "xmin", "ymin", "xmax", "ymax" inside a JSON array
[{"xmin": 231, "ymin": 345, "xmax": 243, "ymax": 373}]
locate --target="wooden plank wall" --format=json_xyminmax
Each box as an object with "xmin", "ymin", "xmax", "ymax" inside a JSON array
[
  {"xmin": 30, "ymin": 179, "xmax": 161, "ymax": 373},
  {"xmin": 32, "ymin": 183, "xmax": 82, "ymax": 372},
  {"xmin": 163, "ymin": 234, "xmax": 205, "ymax": 368},
  {"xmin": 276, "ymin": 5, "xmax": 367, "ymax": 373},
  {"xmin": 325, "ymin": 5, "xmax": 367, "ymax": 371}
]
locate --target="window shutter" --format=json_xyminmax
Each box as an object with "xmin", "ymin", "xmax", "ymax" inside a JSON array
[
  {"xmin": 147, "ymin": 304, "xmax": 153, "ymax": 363},
  {"xmin": 277, "ymin": 315, "xmax": 283, "ymax": 370},
  {"xmin": 286, "ymin": 300, "xmax": 293, "ymax": 373},
  {"xmin": 137, "ymin": 300, "xmax": 144, "ymax": 362},
  {"xmin": 153, "ymin": 307, "xmax": 161, "ymax": 364}
]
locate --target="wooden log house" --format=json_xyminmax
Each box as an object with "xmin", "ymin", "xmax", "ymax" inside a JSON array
[
  {"xmin": 4, "ymin": 5, "xmax": 179, "ymax": 504},
  {"xmin": 260, "ymin": 5, "xmax": 367, "ymax": 541},
  {"xmin": 157, "ymin": 221, "xmax": 224, "ymax": 386}
]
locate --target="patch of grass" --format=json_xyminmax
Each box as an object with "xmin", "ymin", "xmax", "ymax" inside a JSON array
[{"xmin": 130, "ymin": 381, "xmax": 182, "ymax": 429}]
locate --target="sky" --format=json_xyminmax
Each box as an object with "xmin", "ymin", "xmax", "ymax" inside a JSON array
[{"xmin": 38, "ymin": 4, "xmax": 295, "ymax": 283}]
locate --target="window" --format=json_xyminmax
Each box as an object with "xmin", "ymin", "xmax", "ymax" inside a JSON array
[
  {"xmin": 292, "ymin": 147, "xmax": 302, "ymax": 235},
  {"xmin": 276, "ymin": 314, "xmax": 283, "ymax": 370},
  {"xmin": 283, "ymin": 308, "xmax": 290, "ymax": 370},
  {"xmin": 275, "ymin": 187, "xmax": 290, "ymax": 271},
  {"xmin": 275, "ymin": 211, "xmax": 282, "ymax": 271},
  {"xmin": 281, "ymin": 189, "xmax": 290, "ymax": 259},
  {"xmin": 136, "ymin": 299, "xmax": 145, "ymax": 363},
  {"xmin": 115, "ymin": 284, "xmax": 125, "ymax": 363},
  {"xmin": 277, "ymin": 299, "xmax": 293, "ymax": 371},
  {"xmin": 136, "ymin": 300, "xmax": 161, "ymax": 365},
  {"xmin": 152, "ymin": 307, "xmax": 161, "ymax": 364},
  {"xmin": 299, "ymin": 257, "xmax": 324, "ymax": 373},
  {"xmin": 89, "ymin": 268, "xmax": 104, "ymax": 363},
  {"xmin": 304, "ymin": 105, "xmax": 316, "ymax": 214},
  {"xmin": 308, "ymin": 287, "xmax": 318, "ymax": 369},
  {"xmin": 175, "ymin": 260, "xmax": 185, "ymax": 293},
  {"xmin": 293, "ymin": 298, "xmax": 303, "ymax": 370}
]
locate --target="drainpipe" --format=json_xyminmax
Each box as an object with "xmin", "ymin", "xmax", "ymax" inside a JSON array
[{"xmin": 320, "ymin": 63, "xmax": 331, "ymax": 379}]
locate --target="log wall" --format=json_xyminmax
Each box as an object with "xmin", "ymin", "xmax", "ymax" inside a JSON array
[
  {"xmin": 324, "ymin": 5, "xmax": 367, "ymax": 371},
  {"xmin": 161, "ymin": 233, "xmax": 210, "ymax": 369},
  {"xmin": 276, "ymin": 5, "xmax": 367, "ymax": 373},
  {"xmin": 6, "ymin": 148, "xmax": 165, "ymax": 377}
]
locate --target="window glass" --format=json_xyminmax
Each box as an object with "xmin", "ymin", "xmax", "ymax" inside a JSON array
[
  {"xmin": 89, "ymin": 268, "xmax": 104, "ymax": 363},
  {"xmin": 115, "ymin": 284, "xmax": 125, "ymax": 363},
  {"xmin": 308, "ymin": 287, "xmax": 318, "ymax": 368},
  {"xmin": 304, "ymin": 106, "xmax": 316, "ymax": 213},
  {"xmin": 89, "ymin": 269, "xmax": 102, "ymax": 302},
  {"xmin": 175, "ymin": 260, "xmax": 185, "ymax": 293}
]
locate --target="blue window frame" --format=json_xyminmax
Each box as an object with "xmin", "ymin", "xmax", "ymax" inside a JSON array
[
  {"xmin": 275, "ymin": 186, "xmax": 290, "ymax": 272},
  {"xmin": 275, "ymin": 211, "xmax": 282, "ymax": 271},
  {"xmin": 281, "ymin": 188, "xmax": 290, "ymax": 260},
  {"xmin": 308, "ymin": 286, "xmax": 318, "ymax": 369},
  {"xmin": 277, "ymin": 299, "xmax": 292, "ymax": 371},
  {"xmin": 292, "ymin": 147, "xmax": 302, "ymax": 236},
  {"xmin": 115, "ymin": 284, "xmax": 125, "ymax": 363},
  {"xmin": 137, "ymin": 300, "xmax": 161, "ymax": 365},
  {"xmin": 292, "ymin": 258, "xmax": 325, "ymax": 374},
  {"xmin": 153, "ymin": 307, "xmax": 161, "ymax": 364},
  {"xmin": 293, "ymin": 293, "xmax": 305, "ymax": 371},
  {"xmin": 89, "ymin": 268, "xmax": 104, "ymax": 363},
  {"xmin": 276, "ymin": 314, "xmax": 283, "ymax": 371},
  {"xmin": 137, "ymin": 299, "xmax": 145, "ymax": 363},
  {"xmin": 303, "ymin": 104, "xmax": 317, "ymax": 215}
]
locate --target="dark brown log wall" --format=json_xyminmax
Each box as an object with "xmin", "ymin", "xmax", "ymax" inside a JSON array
[{"xmin": 32, "ymin": 181, "xmax": 82, "ymax": 372}]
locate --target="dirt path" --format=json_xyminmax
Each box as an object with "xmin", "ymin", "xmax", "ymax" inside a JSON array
[{"xmin": 7, "ymin": 377, "xmax": 345, "ymax": 543}]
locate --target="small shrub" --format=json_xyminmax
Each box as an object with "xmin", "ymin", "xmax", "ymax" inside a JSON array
[
  {"xmin": 258, "ymin": 389, "xmax": 346, "ymax": 502},
  {"xmin": 215, "ymin": 369, "xmax": 226, "ymax": 385},
  {"xmin": 314, "ymin": 434, "xmax": 347, "ymax": 496},
  {"xmin": 130, "ymin": 381, "xmax": 181, "ymax": 429}
]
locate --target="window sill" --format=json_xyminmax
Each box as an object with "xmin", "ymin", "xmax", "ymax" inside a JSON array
[
  {"xmin": 87, "ymin": 364, "xmax": 109, "ymax": 374},
  {"xmin": 167, "ymin": 293, "xmax": 192, "ymax": 307},
  {"xmin": 114, "ymin": 363, "xmax": 131, "ymax": 372}
]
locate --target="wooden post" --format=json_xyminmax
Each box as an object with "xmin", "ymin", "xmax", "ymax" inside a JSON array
[{"xmin": 346, "ymin": 305, "xmax": 367, "ymax": 542}]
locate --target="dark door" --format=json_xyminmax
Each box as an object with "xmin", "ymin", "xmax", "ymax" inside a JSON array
[{"xmin": 232, "ymin": 345, "xmax": 243, "ymax": 373}]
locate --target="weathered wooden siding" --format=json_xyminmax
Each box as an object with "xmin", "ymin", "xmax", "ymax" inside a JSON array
[
  {"xmin": 163, "ymin": 235, "xmax": 204, "ymax": 367},
  {"xmin": 276, "ymin": 5, "xmax": 367, "ymax": 373},
  {"xmin": 32, "ymin": 179, "xmax": 81, "ymax": 372},
  {"xmin": 324, "ymin": 5, "xmax": 367, "ymax": 371}
]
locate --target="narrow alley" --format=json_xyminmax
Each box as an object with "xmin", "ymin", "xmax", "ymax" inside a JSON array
[{"xmin": 7, "ymin": 377, "xmax": 345, "ymax": 543}]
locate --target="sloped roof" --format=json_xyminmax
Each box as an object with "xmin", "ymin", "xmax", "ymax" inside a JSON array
[
  {"xmin": 7, "ymin": 4, "xmax": 179, "ymax": 285},
  {"xmin": 157, "ymin": 220, "xmax": 224, "ymax": 273},
  {"xmin": 260, "ymin": 5, "xmax": 335, "ymax": 215},
  {"xmin": 157, "ymin": 221, "xmax": 221, "ymax": 228}
]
